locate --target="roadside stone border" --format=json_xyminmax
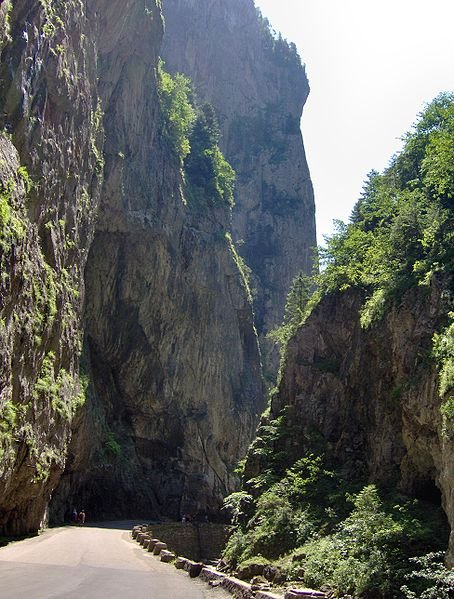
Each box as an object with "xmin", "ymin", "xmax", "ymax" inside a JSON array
[{"xmin": 131, "ymin": 525, "xmax": 326, "ymax": 599}]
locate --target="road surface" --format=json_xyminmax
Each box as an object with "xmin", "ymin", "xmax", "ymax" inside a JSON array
[{"xmin": 0, "ymin": 521, "xmax": 231, "ymax": 598}]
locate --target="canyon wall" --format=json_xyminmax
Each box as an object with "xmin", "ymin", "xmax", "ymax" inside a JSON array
[
  {"xmin": 0, "ymin": 0, "xmax": 102, "ymax": 534},
  {"xmin": 247, "ymin": 276, "xmax": 454, "ymax": 564},
  {"xmin": 0, "ymin": 0, "xmax": 265, "ymax": 532},
  {"xmin": 162, "ymin": 0, "xmax": 316, "ymax": 375}
]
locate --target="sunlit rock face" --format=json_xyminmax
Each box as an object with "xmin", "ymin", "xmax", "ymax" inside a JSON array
[
  {"xmin": 0, "ymin": 0, "xmax": 264, "ymax": 531},
  {"xmin": 248, "ymin": 278, "xmax": 454, "ymax": 564},
  {"xmin": 162, "ymin": 0, "xmax": 316, "ymax": 376}
]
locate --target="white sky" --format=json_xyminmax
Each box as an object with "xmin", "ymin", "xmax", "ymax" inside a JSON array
[{"xmin": 254, "ymin": 0, "xmax": 454, "ymax": 243}]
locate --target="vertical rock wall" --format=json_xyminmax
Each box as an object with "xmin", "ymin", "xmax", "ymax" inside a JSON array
[
  {"xmin": 253, "ymin": 278, "xmax": 454, "ymax": 563},
  {"xmin": 50, "ymin": 0, "xmax": 265, "ymax": 521},
  {"xmin": 0, "ymin": 0, "xmax": 102, "ymax": 533},
  {"xmin": 0, "ymin": 0, "xmax": 265, "ymax": 532},
  {"xmin": 161, "ymin": 0, "xmax": 316, "ymax": 375}
]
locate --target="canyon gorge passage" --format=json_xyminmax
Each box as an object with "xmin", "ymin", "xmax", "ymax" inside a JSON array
[{"xmin": 0, "ymin": 1, "xmax": 453, "ymax": 598}]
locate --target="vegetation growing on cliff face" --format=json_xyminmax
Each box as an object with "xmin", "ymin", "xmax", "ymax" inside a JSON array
[
  {"xmin": 312, "ymin": 93, "xmax": 454, "ymax": 437},
  {"xmin": 433, "ymin": 312, "xmax": 454, "ymax": 435},
  {"xmin": 318, "ymin": 93, "xmax": 453, "ymax": 310},
  {"xmin": 158, "ymin": 62, "xmax": 236, "ymax": 209},
  {"xmin": 255, "ymin": 8, "xmax": 304, "ymax": 72},
  {"xmin": 224, "ymin": 419, "xmax": 450, "ymax": 598},
  {"xmin": 185, "ymin": 103, "xmax": 236, "ymax": 208},
  {"xmin": 271, "ymin": 93, "xmax": 454, "ymax": 383},
  {"xmin": 158, "ymin": 60, "xmax": 196, "ymax": 161},
  {"xmin": 226, "ymin": 94, "xmax": 454, "ymax": 598}
]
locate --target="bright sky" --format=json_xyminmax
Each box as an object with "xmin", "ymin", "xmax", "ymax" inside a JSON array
[{"xmin": 254, "ymin": 0, "xmax": 454, "ymax": 243}]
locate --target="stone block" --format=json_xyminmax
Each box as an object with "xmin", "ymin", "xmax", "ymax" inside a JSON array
[
  {"xmin": 153, "ymin": 541, "xmax": 168, "ymax": 555},
  {"xmin": 189, "ymin": 563, "xmax": 203, "ymax": 578},
  {"xmin": 200, "ymin": 567, "xmax": 225, "ymax": 583},
  {"xmin": 147, "ymin": 539, "xmax": 160, "ymax": 552},
  {"xmin": 222, "ymin": 576, "xmax": 253, "ymax": 598},
  {"xmin": 160, "ymin": 550, "xmax": 176, "ymax": 563},
  {"xmin": 175, "ymin": 557, "xmax": 186, "ymax": 569},
  {"xmin": 285, "ymin": 589, "xmax": 326, "ymax": 598},
  {"xmin": 182, "ymin": 559, "xmax": 197, "ymax": 572},
  {"xmin": 255, "ymin": 592, "xmax": 284, "ymax": 599}
]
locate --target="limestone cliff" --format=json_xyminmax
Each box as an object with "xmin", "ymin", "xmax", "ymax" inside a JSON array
[
  {"xmin": 0, "ymin": 0, "xmax": 102, "ymax": 534},
  {"xmin": 246, "ymin": 276, "xmax": 454, "ymax": 565},
  {"xmin": 0, "ymin": 0, "xmax": 265, "ymax": 533},
  {"xmin": 161, "ymin": 0, "xmax": 316, "ymax": 375}
]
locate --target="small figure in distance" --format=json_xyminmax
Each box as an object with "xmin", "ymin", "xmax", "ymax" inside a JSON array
[
  {"xmin": 78, "ymin": 509, "xmax": 86, "ymax": 526},
  {"xmin": 71, "ymin": 508, "xmax": 78, "ymax": 524}
]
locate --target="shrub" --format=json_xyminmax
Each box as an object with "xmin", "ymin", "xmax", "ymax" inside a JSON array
[
  {"xmin": 158, "ymin": 61, "xmax": 196, "ymax": 162},
  {"xmin": 401, "ymin": 552, "xmax": 454, "ymax": 598},
  {"xmin": 185, "ymin": 103, "xmax": 236, "ymax": 208},
  {"xmin": 433, "ymin": 313, "xmax": 454, "ymax": 435}
]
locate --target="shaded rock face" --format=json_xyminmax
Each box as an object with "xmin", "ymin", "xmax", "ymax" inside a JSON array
[
  {"xmin": 161, "ymin": 0, "xmax": 316, "ymax": 375},
  {"xmin": 0, "ymin": 0, "xmax": 264, "ymax": 532},
  {"xmin": 0, "ymin": 0, "xmax": 102, "ymax": 534},
  {"xmin": 60, "ymin": 205, "xmax": 264, "ymax": 520},
  {"xmin": 257, "ymin": 279, "xmax": 454, "ymax": 563},
  {"xmin": 50, "ymin": 0, "xmax": 265, "ymax": 520}
]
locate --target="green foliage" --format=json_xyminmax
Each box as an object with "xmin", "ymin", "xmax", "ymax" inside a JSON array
[
  {"xmin": 104, "ymin": 431, "xmax": 122, "ymax": 458},
  {"xmin": 185, "ymin": 103, "xmax": 236, "ymax": 207},
  {"xmin": 157, "ymin": 65, "xmax": 235, "ymax": 208},
  {"xmin": 0, "ymin": 175, "xmax": 26, "ymax": 253},
  {"xmin": 223, "ymin": 451, "xmax": 345, "ymax": 566},
  {"xmin": 158, "ymin": 61, "xmax": 196, "ymax": 162},
  {"xmin": 33, "ymin": 353, "xmax": 86, "ymax": 421},
  {"xmin": 0, "ymin": 400, "xmax": 26, "ymax": 468},
  {"xmin": 33, "ymin": 352, "xmax": 68, "ymax": 419},
  {"xmin": 401, "ymin": 552, "xmax": 454, "ymax": 598},
  {"xmin": 224, "ymin": 471, "xmax": 449, "ymax": 596},
  {"xmin": 223, "ymin": 491, "xmax": 253, "ymax": 526},
  {"xmin": 89, "ymin": 97, "xmax": 104, "ymax": 175},
  {"xmin": 433, "ymin": 313, "xmax": 454, "ymax": 435},
  {"xmin": 226, "ymin": 407, "xmax": 449, "ymax": 596},
  {"xmin": 313, "ymin": 93, "xmax": 454, "ymax": 325},
  {"xmin": 0, "ymin": 401, "xmax": 18, "ymax": 434},
  {"xmin": 225, "ymin": 232, "xmax": 252, "ymax": 302},
  {"xmin": 256, "ymin": 8, "xmax": 303, "ymax": 72},
  {"xmin": 0, "ymin": 0, "xmax": 13, "ymax": 46},
  {"xmin": 39, "ymin": 0, "xmax": 65, "ymax": 38},
  {"xmin": 268, "ymin": 272, "xmax": 315, "ymax": 346}
]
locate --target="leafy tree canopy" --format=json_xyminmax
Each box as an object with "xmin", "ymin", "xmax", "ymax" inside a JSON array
[
  {"xmin": 157, "ymin": 63, "xmax": 235, "ymax": 208},
  {"xmin": 184, "ymin": 102, "xmax": 236, "ymax": 208},
  {"xmin": 286, "ymin": 93, "xmax": 454, "ymax": 332},
  {"xmin": 157, "ymin": 60, "xmax": 196, "ymax": 161}
]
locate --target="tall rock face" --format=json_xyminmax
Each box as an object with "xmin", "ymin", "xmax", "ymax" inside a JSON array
[
  {"xmin": 0, "ymin": 0, "xmax": 102, "ymax": 534},
  {"xmin": 251, "ymin": 277, "xmax": 454, "ymax": 563},
  {"xmin": 0, "ymin": 0, "xmax": 264, "ymax": 533},
  {"xmin": 161, "ymin": 0, "xmax": 316, "ymax": 375}
]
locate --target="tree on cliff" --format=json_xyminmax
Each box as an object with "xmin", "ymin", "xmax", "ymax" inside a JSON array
[
  {"xmin": 185, "ymin": 102, "xmax": 236, "ymax": 208},
  {"xmin": 224, "ymin": 92, "xmax": 454, "ymax": 599}
]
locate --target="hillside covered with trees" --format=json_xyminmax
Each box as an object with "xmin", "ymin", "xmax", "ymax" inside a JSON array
[{"xmin": 223, "ymin": 93, "xmax": 454, "ymax": 599}]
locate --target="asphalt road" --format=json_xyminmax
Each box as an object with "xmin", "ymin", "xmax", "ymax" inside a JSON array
[{"xmin": 0, "ymin": 521, "xmax": 232, "ymax": 599}]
